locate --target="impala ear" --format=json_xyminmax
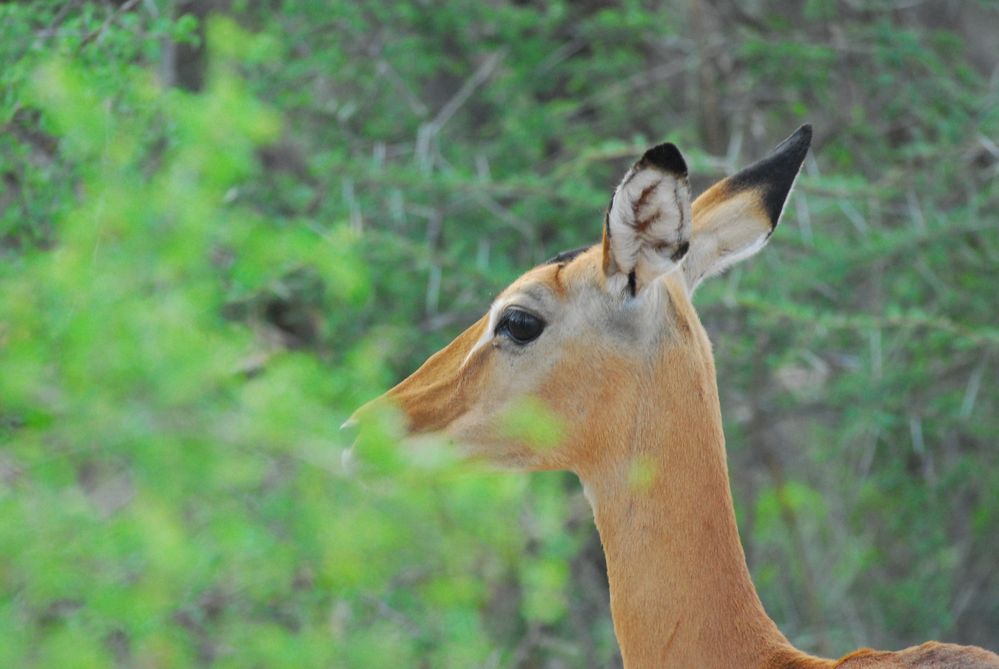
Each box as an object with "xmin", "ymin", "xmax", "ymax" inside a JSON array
[
  {"xmin": 601, "ymin": 143, "xmax": 692, "ymax": 296},
  {"xmin": 683, "ymin": 124, "xmax": 812, "ymax": 293}
]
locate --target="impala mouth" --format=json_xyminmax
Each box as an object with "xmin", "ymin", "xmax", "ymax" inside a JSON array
[{"xmin": 340, "ymin": 416, "xmax": 359, "ymax": 473}]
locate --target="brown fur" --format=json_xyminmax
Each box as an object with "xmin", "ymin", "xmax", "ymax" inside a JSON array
[
  {"xmin": 834, "ymin": 642, "xmax": 999, "ymax": 668},
  {"xmin": 602, "ymin": 223, "xmax": 614, "ymax": 274},
  {"xmin": 354, "ymin": 136, "xmax": 999, "ymax": 668}
]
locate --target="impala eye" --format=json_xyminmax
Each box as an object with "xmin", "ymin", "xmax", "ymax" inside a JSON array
[{"xmin": 496, "ymin": 309, "xmax": 545, "ymax": 345}]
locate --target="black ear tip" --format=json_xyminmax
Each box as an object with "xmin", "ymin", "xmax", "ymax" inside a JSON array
[
  {"xmin": 723, "ymin": 124, "xmax": 814, "ymax": 228},
  {"xmin": 775, "ymin": 123, "xmax": 813, "ymax": 157},
  {"xmin": 641, "ymin": 142, "xmax": 687, "ymax": 177}
]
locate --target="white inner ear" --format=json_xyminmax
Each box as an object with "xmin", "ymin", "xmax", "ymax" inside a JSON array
[
  {"xmin": 607, "ymin": 167, "xmax": 691, "ymax": 290},
  {"xmin": 682, "ymin": 191, "xmax": 773, "ymax": 293}
]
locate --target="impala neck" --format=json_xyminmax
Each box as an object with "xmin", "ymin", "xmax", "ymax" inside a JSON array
[{"xmin": 577, "ymin": 341, "xmax": 820, "ymax": 669}]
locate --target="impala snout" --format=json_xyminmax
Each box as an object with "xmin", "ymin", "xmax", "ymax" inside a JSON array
[
  {"xmin": 345, "ymin": 314, "xmax": 489, "ymax": 443},
  {"xmin": 386, "ymin": 315, "xmax": 490, "ymax": 435}
]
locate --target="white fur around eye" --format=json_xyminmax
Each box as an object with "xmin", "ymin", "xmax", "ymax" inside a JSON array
[{"xmin": 463, "ymin": 299, "xmax": 502, "ymax": 366}]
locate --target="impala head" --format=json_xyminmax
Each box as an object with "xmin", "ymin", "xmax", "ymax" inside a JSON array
[{"xmin": 352, "ymin": 126, "xmax": 812, "ymax": 476}]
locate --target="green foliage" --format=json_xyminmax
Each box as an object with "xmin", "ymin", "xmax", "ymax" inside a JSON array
[
  {"xmin": 1, "ymin": 1, "xmax": 997, "ymax": 666},
  {"xmin": 500, "ymin": 396, "xmax": 566, "ymax": 454}
]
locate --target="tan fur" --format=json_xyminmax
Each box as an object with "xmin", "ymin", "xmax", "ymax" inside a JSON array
[
  {"xmin": 383, "ymin": 314, "xmax": 489, "ymax": 433},
  {"xmin": 684, "ymin": 185, "xmax": 773, "ymax": 291},
  {"xmin": 353, "ymin": 139, "xmax": 999, "ymax": 668}
]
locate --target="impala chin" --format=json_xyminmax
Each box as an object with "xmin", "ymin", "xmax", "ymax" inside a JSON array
[
  {"xmin": 438, "ymin": 400, "xmax": 569, "ymax": 471},
  {"xmin": 457, "ymin": 443, "xmax": 554, "ymax": 472}
]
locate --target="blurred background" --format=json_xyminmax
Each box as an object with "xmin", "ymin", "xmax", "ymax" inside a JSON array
[{"xmin": 1, "ymin": 1, "xmax": 997, "ymax": 667}]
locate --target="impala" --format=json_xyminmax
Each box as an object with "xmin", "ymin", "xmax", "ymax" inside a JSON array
[{"xmin": 349, "ymin": 125, "xmax": 999, "ymax": 668}]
